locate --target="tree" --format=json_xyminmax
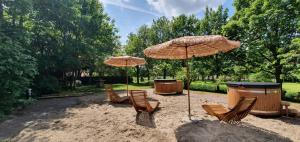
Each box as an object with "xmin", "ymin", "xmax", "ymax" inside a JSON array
[
  {"xmin": 281, "ymin": 38, "xmax": 300, "ymax": 81},
  {"xmin": 196, "ymin": 6, "xmax": 229, "ymax": 81},
  {"xmin": 0, "ymin": 0, "xmax": 38, "ymax": 117},
  {"xmin": 125, "ymin": 25, "xmax": 152, "ymax": 83},
  {"xmin": 0, "ymin": 33, "xmax": 37, "ymax": 116},
  {"xmin": 29, "ymin": 0, "xmax": 119, "ymax": 91},
  {"xmin": 224, "ymin": 0, "xmax": 300, "ymax": 83}
]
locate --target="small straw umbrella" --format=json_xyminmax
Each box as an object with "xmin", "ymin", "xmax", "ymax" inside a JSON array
[
  {"xmin": 144, "ymin": 35, "xmax": 240, "ymax": 119},
  {"xmin": 104, "ymin": 56, "xmax": 146, "ymax": 96}
]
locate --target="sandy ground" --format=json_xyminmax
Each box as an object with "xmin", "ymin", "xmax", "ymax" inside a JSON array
[{"xmin": 0, "ymin": 89, "xmax": 300, "ymax": 142}]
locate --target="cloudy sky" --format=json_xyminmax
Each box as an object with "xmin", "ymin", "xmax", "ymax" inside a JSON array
[{"xmin": 100, "ymin": 0, "xmax": 235, "ymax": 44}]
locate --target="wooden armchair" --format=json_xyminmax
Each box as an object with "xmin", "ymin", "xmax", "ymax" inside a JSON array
[
  {"xmin": 105, "ymin": 84, "xmax": 129, "ymax": 103},
  {"xmin": 130, "ymin": 90, "xmax": 160, "ymax": 113},
  {"xmin": 202, "ymin": 97, "xmax": 257, "ymax": 124}
]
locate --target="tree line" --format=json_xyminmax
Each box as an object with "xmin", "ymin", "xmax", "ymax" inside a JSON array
[{"xmin": 125, "ymin": 0, "xmax": 300, "ymax": 86}]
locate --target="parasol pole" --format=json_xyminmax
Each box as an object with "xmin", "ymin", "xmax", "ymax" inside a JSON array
[
  {"xmin": 126, "ymin": 60, "xmax": 129, "ymax": 97},
  {"xmin": 185, "ymin": 45, "xmax": 191, "ymax": 119}
]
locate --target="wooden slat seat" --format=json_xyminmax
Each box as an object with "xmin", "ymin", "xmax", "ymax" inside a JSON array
[
  {"xmin": 202, "ymin": 97, "xmax": 257, "ymax": 124},
  {"xmin": 130, "ymin": 90, "xmax": 160, "ymax": 113},
  {"xmin": 105, "ymin": 84, "xmax": 129, "ymax": 103}
]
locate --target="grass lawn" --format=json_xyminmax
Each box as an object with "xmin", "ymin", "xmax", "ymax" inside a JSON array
[
  {"xmin": 51, "ymin": 83, "xmax": 152, "ymax": 98},
  {"xmin": 282, "ymin": 83, "xmax": 300, "ymax": 98},
  {"xmin": 70, "ymin": 83, "xmax": 151, "ymax": 93},
  {"xmin": 112, "ymin": 83, "xmax": 152, "ymax": 90}
]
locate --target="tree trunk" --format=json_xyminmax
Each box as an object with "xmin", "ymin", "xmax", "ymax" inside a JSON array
[
  {"xmin": 136, "ymin": 66, "xmax": 140, "ymax": 84},
  {"xmin": 201, "ymin": 75, "xmax": 205, "ymax": 81},
  {"xmin": 274, "ymin": 59, "xmax": 282, "ymax": 83},
  {"xmin": 163, "ymin": 68, "xmax": 167, "ymax": 79},
  {"xmin": 19, "ymin": 15, "xmax": 24, "ymax": 27},
  {"xmin": 0, "ymin": 0, "xmax": 3, "ymax": 21},
  {"xmin": 147, "ymin": 68, "xmax": 150, "ymax": 81},
  {"xmin": 216, "ymin": 85, "xmax": 220, "ymax": 92}
]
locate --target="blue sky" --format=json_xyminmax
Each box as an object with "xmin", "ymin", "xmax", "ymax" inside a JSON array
[{"xmin": 100, "ymin": 0, "xmax": 235, "ymax": 45}]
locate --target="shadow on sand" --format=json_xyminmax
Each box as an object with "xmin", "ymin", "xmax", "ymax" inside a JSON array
[
  {"xmin": 0, "ymin": 93, "xmax": 106, "ymax": 140},
  {"xmin": 274, "ymin": 116, "xmax": 300, "ymax": 125},
  {"xmin": 175, "ymin": 119, "xmax": 292, "ymax": 142}
]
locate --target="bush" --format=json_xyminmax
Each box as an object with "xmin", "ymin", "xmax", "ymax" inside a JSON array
[
  {"xmin": 190, "ymin": 81, "xmax": 227, "ymax": 93},
  {"xmin": 148, "ymin": 80, "xmax": 154, "ymax": 88},
  {"xmin": 33, "ymin": 75, "xmax": 60, "ymax": 95},
  {"xmin": 0, "ymin": 36, "xmax": 37, "ymax": 116}
]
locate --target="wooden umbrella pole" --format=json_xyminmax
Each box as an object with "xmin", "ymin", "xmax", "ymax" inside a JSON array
[
  {"xmin": 126, "ymin": 60, "xmax": 129, "ymax": 97},
  {"xmin": 185, "ymin": 46, "xmax": 191, "ymax": 119}
]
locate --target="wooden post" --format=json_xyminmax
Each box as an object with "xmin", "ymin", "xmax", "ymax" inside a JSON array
[
  {"xmin": 185, "ymin": 46, "xmax": 191, "ymax": 119},
  {"xmin": 126, "ymin": 60, "xmax": 129, "ymax": 97}
]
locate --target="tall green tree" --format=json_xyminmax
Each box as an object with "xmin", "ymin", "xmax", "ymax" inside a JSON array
[
  {"xmin": 30, "ymin": 0, "xmax": 119, "ymax": 92},
  {"xmin": 224, "ymin": 0, "xmax": 300, "ymax": 83},
  {"xmin": 0, "ymin": 0, "xmax": 37, "ymax": 116}
]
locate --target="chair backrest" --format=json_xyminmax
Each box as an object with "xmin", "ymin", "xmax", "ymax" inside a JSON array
[
  {"xmin": 130, "ymin": 90, "xmax": 147, "ymax": 111},
  {"xmin": 233, "ymin": 97, "xmax": 257, "ymax": 113},
  {"xmin": 105, "ymin": 84, "xmax": 121, "ymax": 102},
  {"xmin": 224, "ymin": 97, "xmax": 257, "ymax": 122}
]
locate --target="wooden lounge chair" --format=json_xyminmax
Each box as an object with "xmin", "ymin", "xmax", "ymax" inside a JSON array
[
  {"xmin": 105, "ymin": 84, "xmax": 129, "ymax": 103},
  {"xmin": 202, "ymin": 97, "xmax": 257, "ymax": 124},
  {"xmin": 130, "ymin": 90, "xmax": 160, "ymax": 113}
]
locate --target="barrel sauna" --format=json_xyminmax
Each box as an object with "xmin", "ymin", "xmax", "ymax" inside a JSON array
[
  {"xmin": 154, "ymin": 79, "xmax": 183, "ymax": 95},
  {"xmin": 227, "ymin": 82, "xmax": 281, "ymax": 116}
]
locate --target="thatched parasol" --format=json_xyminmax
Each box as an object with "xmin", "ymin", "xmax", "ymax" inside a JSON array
[
  {"xmin": 144, "ymin": 35, "xmax": 240, "ymax": 119},
  {"xmin": 104, "ymin": 56, "xmax": 146, "ymax": 96}
]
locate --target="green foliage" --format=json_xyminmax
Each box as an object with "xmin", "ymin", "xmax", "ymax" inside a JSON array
[
  {"xmin": 0, "ymin": 35, "xmax": 37, "ymax": 115},
  {"xmin": 190, "ymin": 81, "xmax": 227, "ymax": 93},
  {"xmin": 28, "ymin": 0, "xmax": 120, "ymax": 89},
  {"xmin": 249, "ymin": 72, "xmax": 273, "ymax": 82},
  {"xmin": 281, "ymin": 38, "xmax": 300, "ymax": 81},
  {"xmin": 33, "ymin": 75, "xmax": 60, "ymax": 95},
  {"xmin": 224, "ymin": 0, "xmax": 300, "ymax": 83},
  {"xmin": 0, "ymin": 0, "xmax": 119, "ymax": 117}
]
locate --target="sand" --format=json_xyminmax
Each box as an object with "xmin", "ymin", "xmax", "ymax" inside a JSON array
[{"xmin": 0, "ymin": 89, "xmax": 300, "ymax": 142}]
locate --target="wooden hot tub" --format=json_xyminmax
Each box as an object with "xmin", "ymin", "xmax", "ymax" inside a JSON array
[
  {"xmin": 154, "ymin": 79, "xmax": 183, "ymax": 95},
  {"xmin": 227, "ymin": 82, "xmax": 282, "ymax": 116}
]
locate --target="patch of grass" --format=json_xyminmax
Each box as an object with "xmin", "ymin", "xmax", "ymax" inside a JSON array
[
  {"xmin": 51, "ymin": 83, "xmax": 151, "ymax": 97},
  {"xmin": 282, "ymin": 83, "xmax": 300, "ymax": 100},
  {"xmin": 112, "ymin": 83, "xmax": 151, "ymax": 90}
]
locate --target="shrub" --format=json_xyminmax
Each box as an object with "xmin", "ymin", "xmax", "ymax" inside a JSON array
[
  {"xmin": 33, "ymin": 75, "xmax": 60, "ymax": 95},
  {"xmin": 148, "ymin": 80, "xmax": 154, "ymax": 88},
  {"xmin": 0, "ymin": 36, "xmax": 37, "ymax": 116},
  {"xmin": 190, "ymin": 81, "xmax": 227, "ymax": 93}
]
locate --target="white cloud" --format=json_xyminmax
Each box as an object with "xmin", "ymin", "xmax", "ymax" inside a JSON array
[
  {"xmin": 100, "ymin": 0, "xmax": 160, "ymax": 17},
  {"xmin": 146, "ymin": 0, "xmax": 226, "ymax": 17}
]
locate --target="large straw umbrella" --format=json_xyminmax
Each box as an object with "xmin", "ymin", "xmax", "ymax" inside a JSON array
[
  {"xmin": 104, "ymin": 56, "xmax": 146, "ymax": 96},
  {"xmin": 144, "ymin": 35, "xmax": 240, "ymax": 119}
]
